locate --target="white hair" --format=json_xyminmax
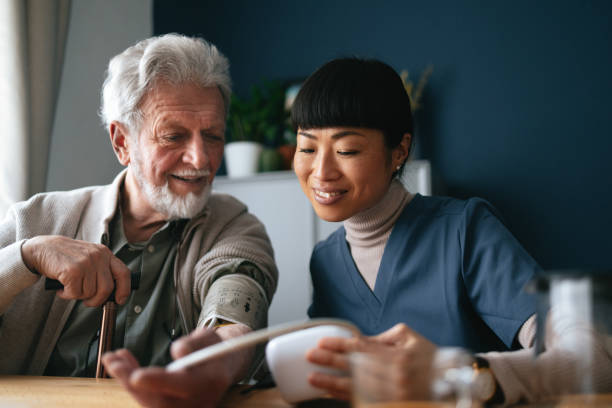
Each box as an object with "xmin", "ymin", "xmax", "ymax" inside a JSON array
[{"xmin": 100, "ymin": 33, "xmax": 231, "ymax": 134}]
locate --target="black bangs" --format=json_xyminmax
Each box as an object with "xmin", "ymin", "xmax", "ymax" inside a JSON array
[{"xmin": 291, "ymin": 58, "xmax": 413, "ymax": 148}]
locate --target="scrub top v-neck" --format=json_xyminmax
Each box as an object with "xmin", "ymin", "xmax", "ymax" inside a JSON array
[{"xmin": 308, "ymin": 194, "xmax": 537, "ymax": 353}]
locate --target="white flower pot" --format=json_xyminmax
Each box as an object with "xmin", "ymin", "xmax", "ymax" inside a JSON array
[{"xmin": 224, "ymin": 141, "xmax": 263, "ymax": 178}]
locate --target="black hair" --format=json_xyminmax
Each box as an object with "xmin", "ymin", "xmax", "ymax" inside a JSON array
[{"xmin": 291, "ymin": 57, "xmax": 413, "ymax": 151}]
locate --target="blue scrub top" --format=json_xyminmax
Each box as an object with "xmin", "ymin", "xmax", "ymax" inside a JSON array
[{"xmin": 308, "ymin": 194, "xmax": 538, "ymax": 352}]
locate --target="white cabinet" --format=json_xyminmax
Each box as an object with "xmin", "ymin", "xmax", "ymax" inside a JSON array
[{"xmin": 212, "ymin": 160, "xmax": 432, "ymax": 326}]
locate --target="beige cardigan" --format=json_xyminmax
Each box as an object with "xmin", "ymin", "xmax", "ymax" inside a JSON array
[{"xmin": 0, "ymin": 170, "xmax": 278, "ymax": 374}]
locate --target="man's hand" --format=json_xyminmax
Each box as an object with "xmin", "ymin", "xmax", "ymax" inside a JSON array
[
  {"xmin": 305, "ymin": 323, "xmax": 438, "ymax": 401},
  {"xmin": 21, "ymin": 235, "xmax": 131, "ymax": 306},
  {"xmin": 103, "ymin": 324, "xmax": 254, "ymax": 408}
]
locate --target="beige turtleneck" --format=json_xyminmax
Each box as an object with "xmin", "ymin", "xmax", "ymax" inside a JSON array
[{"xmin": 343, "ymin": 179, "xmax": 412, "ymax": 290}]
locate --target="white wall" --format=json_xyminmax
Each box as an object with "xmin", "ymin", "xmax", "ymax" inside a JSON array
[{"xmin": 46, "ymin": 0, "xmax": 152, "ymax": 191}]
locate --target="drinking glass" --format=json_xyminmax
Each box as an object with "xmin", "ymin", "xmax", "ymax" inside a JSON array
[{"xmin": 531, "ymin": 270, "xmax": 612, "ymax": 398}]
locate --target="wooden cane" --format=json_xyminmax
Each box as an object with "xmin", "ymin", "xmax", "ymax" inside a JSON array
[
  {"xmin": 95, "ymin": 300, "xmax": 117, "ymax": 378},
  {"xmin": 46, "ymin": 273, "xmax": 140, "ymax": 379}
]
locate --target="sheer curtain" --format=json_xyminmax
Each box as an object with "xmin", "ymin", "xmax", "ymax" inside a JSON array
[{"xmin": 0, "ymin": 0, "xmax": 71, "ymax": 217}]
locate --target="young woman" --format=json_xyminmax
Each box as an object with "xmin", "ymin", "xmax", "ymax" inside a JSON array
[{"xmin": 291, "ymin": 57, "xmax": 539, "ymax": 404}]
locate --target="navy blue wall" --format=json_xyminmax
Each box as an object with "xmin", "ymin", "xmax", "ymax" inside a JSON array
[{"xmin": 154, "ymin": 0, "xmax": 612, "ymax": 270}]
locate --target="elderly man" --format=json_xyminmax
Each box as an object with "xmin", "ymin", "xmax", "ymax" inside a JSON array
[{"xmin": 0, "ymin": 34, "xmax": 277, "ymax": 406}]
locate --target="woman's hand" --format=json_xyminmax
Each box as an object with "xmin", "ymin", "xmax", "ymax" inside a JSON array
[{"xmin": 305, "ymin": 323, "xmax": 438, "ymax": 401}]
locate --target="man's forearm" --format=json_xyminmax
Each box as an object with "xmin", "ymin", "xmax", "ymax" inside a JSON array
[{"xmin": 214, "ymin": 323, "xmax": 256, "ymax": 384}]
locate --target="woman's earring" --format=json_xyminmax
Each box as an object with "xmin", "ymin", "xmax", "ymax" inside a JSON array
[{"xmin": 396, "ymin": 165, "xmax": 401, "ymax": 171}]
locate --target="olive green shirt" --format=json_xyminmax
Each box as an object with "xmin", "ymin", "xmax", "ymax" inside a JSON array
[{"xmin": 45, "ymin": 209, "xmax": 185, "ymax": 376}]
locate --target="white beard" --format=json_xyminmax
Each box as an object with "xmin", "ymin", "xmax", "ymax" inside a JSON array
[{"xmin": 130, "ymin": 150, "xmax": 211, "ymax": 220}]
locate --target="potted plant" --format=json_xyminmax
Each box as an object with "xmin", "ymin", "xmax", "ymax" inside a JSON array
[
  {"xmin": 225, "ymin": 81, "xmax": 288, "ymax": 177},
  {"xmin": 224, "ymin": 93, "xmax": 263, "ymax": 178}
]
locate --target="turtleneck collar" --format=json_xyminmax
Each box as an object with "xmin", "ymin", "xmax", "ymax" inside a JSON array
[{"xmin": 344, "ymin": 179, "xmax": 412, "ymax": 247}]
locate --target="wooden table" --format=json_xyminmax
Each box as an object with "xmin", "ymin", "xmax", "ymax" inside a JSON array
[
  {"xmin": 0, "ymin": 376, "xmax": 317, "ymax": 408},
  {"xmin": 0, "ymin": 376, "xmax": 452, "ymax": 407},
  {"xmin": 0, "ymin": 376, "xmax": 139, "ymax": 407},
  {"xmin": 1, "ymin": 376, "xmax": 611, "ymax": 407}
]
